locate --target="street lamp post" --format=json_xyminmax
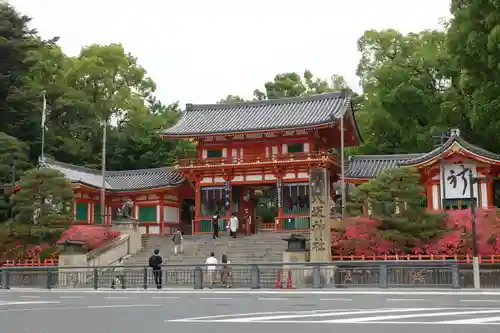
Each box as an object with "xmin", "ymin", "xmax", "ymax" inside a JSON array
[{"xmin": 468, "ymin": 169, "xmax": 483, "ymax": 289}]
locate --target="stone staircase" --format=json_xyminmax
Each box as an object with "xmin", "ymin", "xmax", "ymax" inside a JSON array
[{"xmin": 125, "ymin": 230, "xmax": 310, "ymax": 266}]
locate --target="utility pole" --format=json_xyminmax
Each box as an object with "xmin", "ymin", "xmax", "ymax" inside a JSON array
[
  {"xmin": 340, "ymin": 113, "xmax": 345, "ymax": 220},
  {"xmin": 40, "ymin": 91, "xmax": 47, "ymax": 163},
  {"xmin": 100, "ymin": 120, "xmax": 107, "ymax": 225},
  {"xmin": 468, "ymin": 169, "xmax": 481, "ymax": 289}
]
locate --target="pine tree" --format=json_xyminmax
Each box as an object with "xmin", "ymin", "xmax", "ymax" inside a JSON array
[
  {"xmin": 10, "ymin": 168, "xmax": 74, "ymax": 243},
  {"xmin": 349, "ymin": 167, "xmax": 446, "ymax": 251}
]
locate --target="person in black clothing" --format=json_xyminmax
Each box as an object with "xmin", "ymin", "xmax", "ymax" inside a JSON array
[
  {"xmin": 212, "ymin": 214, "xmax": 219, "ymax": 239},
  {"xmin": 149, "ymin": 249, "xmax": 163, "ymax": 289}
]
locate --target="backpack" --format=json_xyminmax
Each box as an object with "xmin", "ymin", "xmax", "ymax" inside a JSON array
[{"xmin": 149, "ymin": 255, "xmax": 157, "ymax": 268}]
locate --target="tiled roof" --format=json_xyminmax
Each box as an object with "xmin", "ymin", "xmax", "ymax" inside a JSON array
[
  {"xmin": 345, "ymin": 129, "xmax": 500, "ymax": 179},
  {"xmin": 41, "ymin": 158, "xmax": 184, "ymax": 191},
  {"xmin": 163, "ymin": 92, "xmax": 356, "ymax": 137},
  {"xmin": 400, "ymin": 129, "xmax": 500, "ymax": 166},
  {"xmin": 345, "ymin": 154, "xmax": 423, "ymax": 179}
]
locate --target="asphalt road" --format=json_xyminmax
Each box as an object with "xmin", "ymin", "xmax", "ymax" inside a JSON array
[{"xmin": 1, "ymin": 289, "xmax": 500, "ymax": 333}]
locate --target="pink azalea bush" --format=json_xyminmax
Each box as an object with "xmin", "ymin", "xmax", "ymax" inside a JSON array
[
  {"xmin": 332, "ymin": 209, "xmax": 500, "ymax": 256},
  {"xmin": 57, "ymin": 225, "xmax": 120, "ymax": 251}
]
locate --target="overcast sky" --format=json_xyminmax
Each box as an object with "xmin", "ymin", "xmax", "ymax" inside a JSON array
[{"xmin": 10, "ymin": 0, "xmax": 450, "ymax": 107}]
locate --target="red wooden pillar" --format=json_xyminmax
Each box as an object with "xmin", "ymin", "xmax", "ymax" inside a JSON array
[
  {"xmin": 487, "ymin": 173, "xmax": 494, "ymax": 208},
  {"xmin": 194, "ymin": 177, "xmax": 201, "ymax": 234},
  {"xmin": 159, "ymin": 193, "xmax": 165, "ymax": 235}
]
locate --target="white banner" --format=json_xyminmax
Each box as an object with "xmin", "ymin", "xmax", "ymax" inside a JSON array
[{"xmin": 441, "ymin": 163, "xmax": 478, "ymax": 199}]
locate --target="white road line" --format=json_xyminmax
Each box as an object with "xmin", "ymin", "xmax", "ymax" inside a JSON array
[
  {"xmin": 200, "ymin": 297, "xmax": 233, "ymax": 300},
  {"xmin": 258, "ymin": 297, "xmax": 289, "ymax": 301},
  {"xmin": 152, "ymin": 296, "xmax": 180, "ymax": 299},
  {"xmin": 320, "ymin": 298, "xmax": 352, "ymax": 301},
  {"xmin": 326, "ymin": 309, "xmax": 500, "ymax": 323},
  {"xmin": 197, "ymin": 320, "xmax": 500, "ymax": 325},
  {"xmin": 442, "ymin": 315, "xmax": 500, "ymax": 324},
  {"xmin": 60, "ymin": 296, "xmax": 84, "ymax": 299},
  {"xmin": 86, "ymin": 304, "xmax": 161, "ymax": 309},
  {"xmin": 218, "ymin": 308, "xmax": 437, "ymax": 322},
  {"xmin": 386, "ymin": 298, "xmax": 425, "ymax": 302},
  {"xmin": 0, "ymin": 301, "xmax": 60, "ymax": 306},
  {"xmin": 167, "ymin": 309, "xmax": 347, "ymax": 322},
  {"xmin": 460, "ymin": 299, "xmax": 500, "ymax": 303},
  {"xmin": 19, "ymin": 296, "xmax": 40, "ymax": 299}
]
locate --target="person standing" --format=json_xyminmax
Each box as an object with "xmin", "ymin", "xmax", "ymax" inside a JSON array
[
  {"xmin": 229, "ymin": 213, "xmax": 239, "ymax": 238},
  {"xmin": 149, "ymin": 249, "xmax": 163, "ymax": 289},
  {"xmin": 172, "ymin": 228, "xmax": 183, "ymax": 254},
  {"xmin": 212, "ymin": 214, "xmax": 219, "ymax": 239},
  {"xmin": 205, "ymin": 252, "xmax": 218, "ymax": 289},
  {"xmin": 111, "ymin": 257, "xmax": 125, "ymax": 289},
  {"xmin": 220, "ymin": 253, "xmax": 232, "ymax": 288},
  {"xmin": 244, "ymin": 208, "xmax": 253, "ymax": 236}
]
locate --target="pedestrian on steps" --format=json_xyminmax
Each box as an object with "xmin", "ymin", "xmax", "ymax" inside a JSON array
[
  {"xmin": 212, "ymin": 214, "xmax": 220, "ymax": 239},
  {"xmin": 205, "ymin": 252, "xmax": 218, "ymax": 289},
  {"xmin": 149, "ymin": 249, "xmax": 163, "ymax": 289},
  {"xmin": 229, "ymin": 213, "xmax": 239, "ymax": 238},
  {"xmin": 220, "ymin": 253, "xmax": 232, "ymax": 288},
  {"xmin": 111, "ymin": 257, "xmax": 125, "ymax": 289},
  {"xmin": 172, "ymin": 228, "xmax": 183, "ymax": 254}
]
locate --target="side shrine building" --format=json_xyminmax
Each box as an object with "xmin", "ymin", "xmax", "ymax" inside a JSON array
[{"xmin": 42, "ymin": 92, "xmax": 500, "ymax": 235}]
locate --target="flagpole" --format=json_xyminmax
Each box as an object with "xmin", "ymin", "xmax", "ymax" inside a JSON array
[{"xmin": 41, "ymin": 91, "xmax": 47, "ymax": 162}]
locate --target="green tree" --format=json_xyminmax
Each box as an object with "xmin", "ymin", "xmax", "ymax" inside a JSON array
[
  {"xmin": 349, "ymin": 167, "xmax": 445, "ymax": 250},
  {"xmin": 0, "ymin": 132, "xmax": 31, "ymax": 222},
  {"xmin": 218, "ymin": 95, "xmax": 245, "ymax": 103},
  {"xmin": 0, "ymin": 2, "xmax": 56, "ymax": 162},
  {"xmin": 446, "ymin": 0, "xmax": 500, "ymax": 153},
  {"xmin": 253, "ymin": 70, "xmax": 353, "ymax": 100},
  {"xmin": 12, "ymin": 168, "xmax": 74, "ymax": 227},
  {"xmin": 355, "ymin": 29, "xmax": 451, "ymax": 155},
  {"xmin": 108, "ymin": 101, "xmax": 195, "ymax": 170}
]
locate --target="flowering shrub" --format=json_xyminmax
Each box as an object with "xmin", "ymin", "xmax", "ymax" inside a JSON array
[
  {"xmin": 57, "ymin": 225, "xmax": 120, "ymax": 251},
  {"xmin": 332, "ymin": 209, "xmax": 500, "ymax": 256}
]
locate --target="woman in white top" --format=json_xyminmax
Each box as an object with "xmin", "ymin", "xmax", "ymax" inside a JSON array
[{"xmin": 205, "ymin": 252, "xmax": 218, "ymax": 288}]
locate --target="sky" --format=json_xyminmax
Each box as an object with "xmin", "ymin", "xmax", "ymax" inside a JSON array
[{"xmin": 10, "ymin": 0, "xmax": 451, "ymax": 107}]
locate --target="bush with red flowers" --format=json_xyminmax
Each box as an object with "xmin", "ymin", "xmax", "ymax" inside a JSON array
[
  {"xmin": 332, "ymin": 208, "xmax": 500, "ymax": 256},
  {"xmin": 57, "ymin": 225, "xmax": 120, "ymax": 251}
]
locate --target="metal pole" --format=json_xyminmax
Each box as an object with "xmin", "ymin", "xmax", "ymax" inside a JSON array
[
  {"xmin": 340, "ymin": 114, "xmax": 345, "ymax": 219},
  {"xmin": 100, "ymin": 120, "xmax": 107, "ymax": 225},
  {"xmin": 41, "ymin": 91, "xmax": 46, "ymax": 162},
  {"xmin": 440, "ymin": 133, "xmax": 446, "ymax": 209},
  {"xmin": 469, "ymin": 169, "xmax": 480, "ymax": 289}
]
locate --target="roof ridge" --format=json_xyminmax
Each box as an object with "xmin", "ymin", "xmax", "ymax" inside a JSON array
[
  {"xmin": 350, "ymin": 153, "xmax": 424, "ymax": 159},
  {"xmin": 42, "ymin": 157, "xmax": 101, "ymax": 175},
  {"xmin": 106, "ymin": 167, "xmax": 175, "ymax": 176},
  {"xmin": 187, "ymin": 92, "xmax": 346, "ymax": 111}
]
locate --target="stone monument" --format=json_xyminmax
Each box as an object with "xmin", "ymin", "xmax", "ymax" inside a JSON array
[{"xmin": 309, "ymin": 168, "xmax": 332, "ymax": 261}]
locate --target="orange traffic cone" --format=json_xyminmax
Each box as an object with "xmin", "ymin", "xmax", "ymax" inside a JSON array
[
  {"xmin": 275, "ymin": 271, "xmax": 282, "ymax": 289},
  {"xmin": 285, "ymin": 270, "xmax": 293, "ymax": 289}
]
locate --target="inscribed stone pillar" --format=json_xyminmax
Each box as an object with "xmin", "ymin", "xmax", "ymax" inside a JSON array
[{"xmin": 309, "ymin": 168, "xmax": 332, "ymax": 262}]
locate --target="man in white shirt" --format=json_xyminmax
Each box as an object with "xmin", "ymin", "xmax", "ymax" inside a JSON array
[
  {"xmin": 229, "ymin": 213, "xmax": 239, "ymax": 238},
  {"xmin": 205, "ymin": 252, "xmax": 218, "ymax": 288}
]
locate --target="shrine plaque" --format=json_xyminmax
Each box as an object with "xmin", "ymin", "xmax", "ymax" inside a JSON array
[{"xmin": 309, "ymin": 168, "xmax": 332, "ymax": 262}]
